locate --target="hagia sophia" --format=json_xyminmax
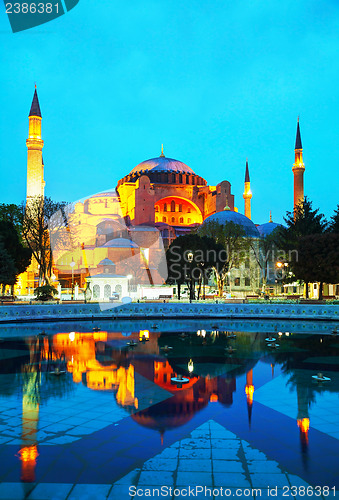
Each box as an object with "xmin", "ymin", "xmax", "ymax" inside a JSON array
[{"xmin": 21, "ymin": 87, "xmax": 306, "ymax": 297}]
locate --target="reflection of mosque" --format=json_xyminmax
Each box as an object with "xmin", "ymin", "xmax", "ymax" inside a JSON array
[{"xmin": 2, "ymin": 330, "xmax": 337, "ymax": 482}]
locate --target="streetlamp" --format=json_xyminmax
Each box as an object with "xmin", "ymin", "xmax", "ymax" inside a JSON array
[
  {"xmin": 187, "ymin": 251, "xmax": 194, "ymax": 303},
  {"xmin": 70, "ymin": 259, "xmax": 75, "ymax": 300}
]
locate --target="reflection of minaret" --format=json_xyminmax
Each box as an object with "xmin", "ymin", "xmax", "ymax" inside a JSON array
[
  {"xmin": 243, "ymin": 159, "xmax": 252, "ymax": 219},
  {"xmin": 245, "ymin": 369, "xmax": 254, "ymax": 427},
  {"xmin": 296, "ymin": 383, "xmax": 310, "ymax": 468},
  {"xmin": 292, "ymin": 118, "xmax": 305, "ymax": 210},
  {"xmin": 26, "ymin": 86, "xmax": 45, "ymax": 202},
  {"xmin": 19, "ymin": 381, "xmax": 39, "ymax": 482}
]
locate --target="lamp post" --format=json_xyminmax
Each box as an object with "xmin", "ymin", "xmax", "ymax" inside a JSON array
[
  {"xmin": 70, "ymin": 259, "xmax": 75, "ymax": 300},
  {"xmin": 187, "ymin": 251, "xmax": 194, "ymax": 303}
]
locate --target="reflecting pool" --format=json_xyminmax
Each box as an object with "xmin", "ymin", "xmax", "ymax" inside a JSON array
[{"xmin": 0, "ymin": 320, "xmax": 338, "ymax": 499}]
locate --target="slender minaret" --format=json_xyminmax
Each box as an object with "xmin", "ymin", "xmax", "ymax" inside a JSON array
[
  {"xmin": 243, "ymin": 159, "xmax": 252, "ymax": 219},
  {"xmin": 292, "ymin": 118, "xmax": 305, "ymax": 210},
  {"xmin": 26, "ymin": 86, "xmax": 44, "ymax": 201}
]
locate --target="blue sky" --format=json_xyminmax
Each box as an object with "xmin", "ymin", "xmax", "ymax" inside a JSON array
[{"xmin": 0, "ymin": 0, "xmax": 338, "ymax": 224}]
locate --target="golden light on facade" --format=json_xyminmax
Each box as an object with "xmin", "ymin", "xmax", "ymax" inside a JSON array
[
  {"xmin": 139, "ymin": 330, "xmax": 150, "ymax": 341},
  {"xmin": 210, "ymin": 394, "xmax": 218, "ymax": 402}
]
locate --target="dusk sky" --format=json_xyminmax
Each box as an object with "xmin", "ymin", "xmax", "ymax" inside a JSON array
[{"xmin": 0, "ymin": 0, "xmax": 338, "ymax": 224}]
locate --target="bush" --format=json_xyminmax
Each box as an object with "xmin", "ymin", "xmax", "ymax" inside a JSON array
[{"xmin": 34, "ymin": 284, "xmax": 58, "ymax": 301}]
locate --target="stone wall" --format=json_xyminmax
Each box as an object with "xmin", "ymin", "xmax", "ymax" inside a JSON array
[{"xmin": 0, "ymin": 302, "xmax": 338, "ymax": 324}]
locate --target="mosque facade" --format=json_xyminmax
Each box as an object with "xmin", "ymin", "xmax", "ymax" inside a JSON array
[{"xmin": 22, "ymin": 88, "xmax": 305, "ymax": 297}]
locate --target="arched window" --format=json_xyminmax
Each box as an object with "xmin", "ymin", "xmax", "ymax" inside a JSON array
[
  {"xmin": 172, "ymin": 173, "xmax": 176, "ymax": 183},
  {"xmin": 171, "ymin": 200, "xmax": 175, "ymax": 212},
  {"xmin": 104, "ymin": 284, "xmax": 111, "ymax": 298},
  {"xmin": 179, "ymin": 217, "xmax": 184, "ymax": 223},
  {"xmin": 187, "ymin": 207, "xmax": 191, "ymax": 213},
  {"xmin": 115, "ymin": 284, "xmax": 122, "ymax": 293},
  {"xmin": 171, "ymin": 217, "xmax": 175, "ymax": 223},
  {"xmin": 187, "ymin": 218, "xmax": 191, "ymax": 224},
  {"xmin": 93, "ymin": 284, "xmax": 100, "ymax": 299},
  {"xmin": 164, "ymin": 203, "xmax": 167, "ymax": 212},
  {"xmin": 155, "ymin": 206, "xmax": 159, "ymax": 212},
  {"xmin": 186, "ymin": 175, "xmax": 189, "ymax": 184},
  {"xmin": 163, "ymin": 216, "xmax": 167, "ymax": 223},
  {"xmin": 179, "ymin": 204, "xmax": 182, "ymax": 212},
  {"xmin": 179, "ymin": 174, "xmax": 183, "ymax": 183}
]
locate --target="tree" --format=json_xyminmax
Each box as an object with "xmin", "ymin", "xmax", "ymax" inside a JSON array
[
  {"xmin": 0, "ymin": 221, "xmax": 32, "ymax": 294},
  {"xmin": 292, "ymin": 233, "xmax": 339, "ymax": 300},
  {"xmin": 22, "ymin": 196, "xmax": 67, "ymax": 286},
  {"xmin": 0, "ymin": 203, "xmax": 23, "ymax": 235},
  {"xmin": 251, "ymin": 228, "xmax": 280, "ymax": 293},
  {"xmin": 328, "ymin": 204, "xmax": 339, "ymax": 234},
  {"xmin": 197, "ymin": 220, "xmax": 251, "ymax": 296},
  {"xmin": 0, "ymin": 240, "xmax": 17, "ymax": 294},
  {"xmin": 166, "ymin": 234, "xmax": 224, "ymax": 300},
  {"xmin": 276, "ymin": 197, "xmax": 328, "ymax": 298}
]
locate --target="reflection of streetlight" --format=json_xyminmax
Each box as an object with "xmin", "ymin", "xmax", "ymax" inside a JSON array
[
  {"xmin": 188, "ymin": 359, "xmax": 194, "ymax": 373},
  {"xmin": 70, "ymin": 259, "xmax": 75, "ymax": 300},
  {"xmin": 187, "ymin": 251, "xmax": 194, "ymax": 302}
]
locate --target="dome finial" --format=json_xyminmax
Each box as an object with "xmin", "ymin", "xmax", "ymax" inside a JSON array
[
  {"xmin": 224, "ymin": 194, "xmax": 231, "ymax": 211},
  {"xmin": 160, "ymin": 144, "xmax": 165, "ymax": 157},
  {"xmin": 269, "ymin": 210, "xmax": 273, "ymax": 223}
]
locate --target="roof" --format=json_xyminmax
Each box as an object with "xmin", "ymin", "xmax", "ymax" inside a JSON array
[
  {"xmin": 98, "ymin": 258, "xmax": 115, "ymax": 266},
  {"xmin": 29, "ymin": 87, "xmax": 42, "ymax": 117},
  {"xmin": 129, "ymin": 156, "xmax": 195, "ymax": 175},
  {"xmin": 203, "ymin": 210, "xmax": 260, "ymax": 238},
  {"xmin": 256, "ymin": 222, "xmax": 282, "ymax": 238},
  {"xmin": 102, "ymin": 237, "xmax": 139, "ymax": 248},
  {"xmin": 245, "ymin": 160, "xmax": 250, "ymax": 183},
  {"xmin": 295, "ymin": 119, "xmax": 302, "ymax": 149}
]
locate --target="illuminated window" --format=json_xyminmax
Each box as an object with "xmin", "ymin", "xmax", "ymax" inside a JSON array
[
  {"xmin": 171, "ymin": 200, "xmax": 175, "ymax": 212},
  {"xmin": 234, "ymin": 277, "xmax": 240, "ymax": 287},
  {"xmin": 179, "ymin": 217, "xmax": 183, "ymax": 223},
  {"xmin": 187, "ymin": 218, "xmax": 191, "ymax": 224},
  {"xmin": 179, "ymin": 204, "xmax": 182, "ymax": 212},
  {"xmin": 163, "ymin": 216, "xmax": 167, "ymax": 222},
  {"xmin": 171, "ymin": 217, "xmax": 175, "ymax": 223},
  {"xmin": 245, "ymin": 277, "xmax": 251, "ymax": 287},
  {"xmin": 187, "ymin": 207, "xmax": 191, "ymax": 213},
  {"xmin": 155, "ymin": 206, "xmax": 159, "ymax": 212},
  {"xmin": 179, "ymin": 174, "xmax": 183, "ymax": 183},
  {"xmin": 164, "ymin": 203, "xmax": 167, "ymax": 212},
  {"xmin": 186, "ymin": 175, "xmax": 189, "ymax": 184}
]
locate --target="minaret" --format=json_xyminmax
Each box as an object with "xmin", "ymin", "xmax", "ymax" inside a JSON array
[
  {"xmin": 26, "ymin": 86, "xmax": 44, "ymax": 201},
  {"xmin": 243, "ymin": 159, "xmax": 252, "ymax": 219},
  {"xmin": 292, "ymin": 117, "xmax": 305, "ymax": 210}
]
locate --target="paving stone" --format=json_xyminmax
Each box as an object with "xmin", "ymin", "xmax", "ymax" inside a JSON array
[
  {"xmin": 248, "ymin": 461, "xmax": 282, "ymax": 473},
  {"xmin": 251, "ymin": 473, "xmax": 290, "ymax": 488},
  {"xmin": 178, "ymin": 459, "xmax": 212, "ymax": 472},
  {"xmin": 211, "ymin": 438, "xmax": 241, "ymax": 449},
  {"xmin": 143, "ymin": 458, "xmax": 178, "ymax": 471},
  {"xmin": 180, "ymin": 438, "xmax": 210, "ymax": 449},
  {"xmin": 212, "ymin": 459, "xmax": 245, "ymax": 473},
  {"xmin": 138, "ymin": 471, "xmax": 174, "ymax": 486},
  {"xmin": 67, "ymin": 484, "xmax": 111, "ymax": 500},
  {"xmin": 108, "ymin": 484, "xmax": 134, "ymax": 498},
  {"xmin": 179, "ymin": 447, "xmax": 211, "ymax": 459},
  {"xmin": 212, "ymin": 448, "xmax": 240, "ymax": 460},
  {"xmin": 213, "ymin": 472, "xmax": 251, "ymax": 488},
  {"xmin": 158, "ymin": 447, "xmax": 180, "ymax": 459},
  {"xmin": 115, "ymin": 468, "xmax": 141, "ymax": 485},
  {"xmin": 0, "ymin": 482, "xmax": 35, "ymax": 500},
  {"xmin": 176, "ymin": 471, "xmax": 213, "ymax": 486},
  {"xmin": 27, "ymin": 483, "xmax": 73, "ymax": 500}
]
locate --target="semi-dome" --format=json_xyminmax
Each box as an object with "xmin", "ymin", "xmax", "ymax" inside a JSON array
[
  {"xmin": 102, "ymin": 238, "xmax": 139, "ymax": 248},
  {"xmin": 98, "ymin": 258, "xmax": 115, "ymax": 266},
  {"xmin": 203, "ymin": 209, "xmax": 260, "ymax": 238},
  {"xmin": 130, "ymin": 155, "xmax": 195, "ymax": 175},
  {"xmin": 256, "ymin": 221, "xmax": 282, "ymax": 238}
]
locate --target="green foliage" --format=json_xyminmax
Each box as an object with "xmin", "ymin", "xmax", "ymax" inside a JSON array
[
  {"xmin": 0, "ymin": 221, "xmax": 32, "ymax": 292},
  {"xmin": 197, "ymin": 220, "xmax": 251, "ymax": 295},
  {"xmin": 0, "ymin": 203, "xmax": 23, "ymax": 235},
  {"xmin": 0, "ymin": 240, "xmax": 17, "ymax": 290},
  {"xmin": 34, "ymin": 284, "xmax": 58, "ymax": 301},
  {"xmin": 328, "ymin": 204, "xmax": 339, "ymax": 234}
]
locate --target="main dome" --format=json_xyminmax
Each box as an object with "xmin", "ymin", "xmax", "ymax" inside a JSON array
[
  {"xmin": 203, "ymin": 210, "xmax": 260, "ymax": 238},
  {"xmin": 130, "ymin": 156, "xmax": 195, "ymax": 175}
]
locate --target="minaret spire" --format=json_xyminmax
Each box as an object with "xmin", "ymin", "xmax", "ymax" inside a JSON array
[
  {"xmin": 292, "ymin": 117, "xmax": 305, "ymax": 211},
  {"xmin": 26, "ymin": 86, "xmax": 44, "ymax": 201},
  {"xmin": 243, "ymin": 159, "xmax": 252, "ymax": 219},
  {"xmin": 160, "ymin": 144, "xmax": 165, "ymax": 157}
]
